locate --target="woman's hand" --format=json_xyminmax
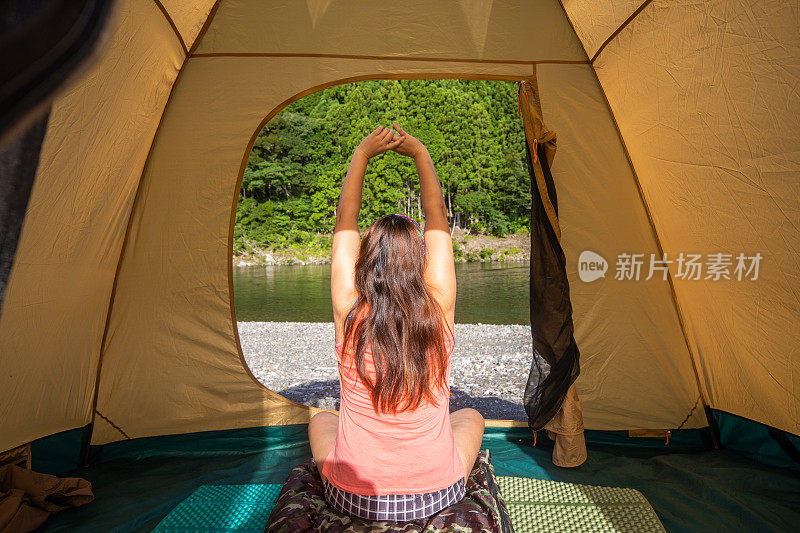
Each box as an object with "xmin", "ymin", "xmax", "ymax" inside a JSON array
[
  {"xmin": 356, "ymin": 125, "xmax": 405, "ymax": 159},
  {"xmin": 390, "ymin": 122, "xmax": 426, "ymax": 158}
]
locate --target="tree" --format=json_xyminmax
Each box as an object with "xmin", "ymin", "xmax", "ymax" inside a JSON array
[{"xmin": 234, "ymin": 79, "xmax": 530, "ymax": 252}]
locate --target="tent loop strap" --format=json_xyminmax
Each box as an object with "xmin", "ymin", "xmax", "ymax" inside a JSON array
[
  {"xmin": 675, "ymin": 395, "xmax": 701, "ymax": 432},
  {"xmin": 94, "ymin": 410, "xmax": 131, "ymax": 440}
]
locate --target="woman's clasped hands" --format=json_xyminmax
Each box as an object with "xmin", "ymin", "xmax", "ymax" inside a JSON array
[{"xmin": 355, "ymin": 123, "xmax": 425, "ymax": 160}]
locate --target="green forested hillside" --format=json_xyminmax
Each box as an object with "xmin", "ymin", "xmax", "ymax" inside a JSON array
[{"xmin": 234, "ymin": 79, "xmax": 530, "ymax": 255}]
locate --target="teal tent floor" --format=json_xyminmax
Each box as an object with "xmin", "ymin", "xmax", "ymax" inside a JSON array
[{"xmin": 34, "ymin": 424, "xmax": 800, "ymax": 532}]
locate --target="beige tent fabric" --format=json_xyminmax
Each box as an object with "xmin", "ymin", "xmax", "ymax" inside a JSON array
[
  {"xmin": 0, "ymin": 0, "xmax": 184, "ymax": 452},
  {"xmin": 2, "ymin": 0, "xmax": 797, "ymax": 452},
  {"xmin": 537, "ymin": 63, "xmax": 706, "ymax": 430},
  {"xmin": 519, "ymin": 78, "xmax": 561, "ymax": 241},
  {"xmin": 576, "ymin": 0, "xmax": 800, "ymax": 435}
]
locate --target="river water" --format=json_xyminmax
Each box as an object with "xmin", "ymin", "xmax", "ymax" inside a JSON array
[{"xmin": 233, "ymin": 260, "xmax": 530, "ymax": 324}]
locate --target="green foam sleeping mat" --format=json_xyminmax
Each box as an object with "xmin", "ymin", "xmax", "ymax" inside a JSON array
[
  {"xmin": 497, "ymin": 476, "xmax": 665, "ymax": 533},
  {"xmin": 152, "ymin": 477, "xmax": 664, "ymax": 532}
]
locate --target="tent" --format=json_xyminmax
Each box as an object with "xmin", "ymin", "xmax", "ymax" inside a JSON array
[{"xmin": 1, "ymin": 1, "xmax": 798, "ymax": 531}]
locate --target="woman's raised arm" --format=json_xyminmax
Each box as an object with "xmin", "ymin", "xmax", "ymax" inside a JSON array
[{"xmin": 331, "ymin": 127, "xmax": 404, "ymax": 337}]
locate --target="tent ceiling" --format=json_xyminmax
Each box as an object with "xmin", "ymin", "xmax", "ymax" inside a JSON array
[{"xmin": 192, "ymin": 0, "xmax": 586, "ymax": 62}]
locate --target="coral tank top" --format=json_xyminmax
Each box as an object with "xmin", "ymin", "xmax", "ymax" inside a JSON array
[{"xmin": 321, "ymin": 319, "xmax": 465, "ymax": 495}]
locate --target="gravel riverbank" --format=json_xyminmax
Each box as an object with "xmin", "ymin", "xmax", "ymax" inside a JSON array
[{"xmin": 238, "ymin": 322, "xmax": 547, "ymax": 420}]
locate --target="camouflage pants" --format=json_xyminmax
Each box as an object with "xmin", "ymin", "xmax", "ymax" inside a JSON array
[{"xmin": 265, "ymin": 449, "xmax": 514, "ymax": 532}]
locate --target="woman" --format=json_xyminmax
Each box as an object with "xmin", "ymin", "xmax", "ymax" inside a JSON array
[{"xmin": 308, "ymin": 123, "xmax": 485, "ymax": 522}]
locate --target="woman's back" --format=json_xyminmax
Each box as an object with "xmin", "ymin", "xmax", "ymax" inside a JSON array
[
  {"xmin": 321, "ymin": 318, "xmax": 465, "ymax": 495},
  {"xmin": 311, "ymin": 125, "xmax": 484, "ymax": 520}
]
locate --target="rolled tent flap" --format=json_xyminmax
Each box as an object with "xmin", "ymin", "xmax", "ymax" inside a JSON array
[
  {"xmin": 544, "ymin": 384, "xmax": 587, "ymax": 467},
  {"xmin": 518, "ymin": 79, "xmax": 586, "ymax": 466}
]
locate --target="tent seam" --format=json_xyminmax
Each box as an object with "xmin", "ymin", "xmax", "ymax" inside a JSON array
[
  {"xmin": 152, "ymin": 0, "xmax": 187, "ymax": 55},
  {"xmin": 555, "ymin": 0, "xmax": 714, "ymax": 435},
  {"xmin": 191, "ymin": 52, "xmax": 588, "ymax": 66},
  {"xmin": 590, "ymin": 0, "xmax": 653, "ymax": 63}
]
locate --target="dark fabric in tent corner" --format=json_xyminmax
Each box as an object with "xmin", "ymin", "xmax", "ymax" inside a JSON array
[
  {"xmin": 523, "ymin": 138, "xmax": 580, "ymax": 431},
  {"xmin": 0, "ymin": 463, "xmax": 93, "ymax": 532}
]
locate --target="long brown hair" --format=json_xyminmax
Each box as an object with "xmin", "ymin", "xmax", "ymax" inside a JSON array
[{"xmin": 342, "ymin": 214, "xmax": 450, "ymax": 415}]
